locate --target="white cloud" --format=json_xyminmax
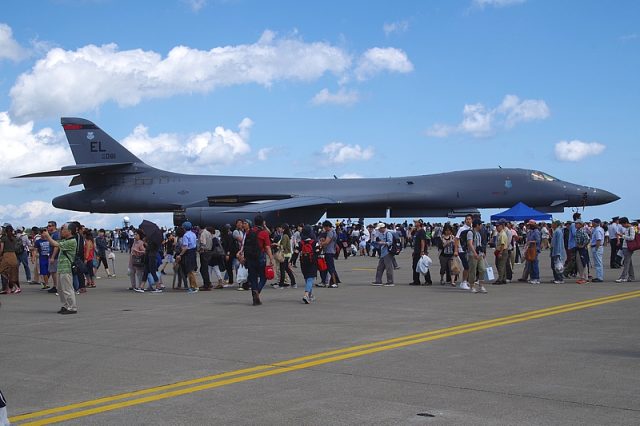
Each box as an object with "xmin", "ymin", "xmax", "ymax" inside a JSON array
[
  {"xmin": 10, "ymin": 31, "xmax": 353, "ymax": 121},
  {"xmin": 257, "ymin": 148, "xmax": 272, "ymax": 161},
  {"xmin": 121, "ymin": 118, "xmax": 253, "ymax": 171},
  {"xmin": 183, "ymin": 0, "xmax": 207, "ymax": 12},
  {"xmin": 321, "ymin": 142, "xmax": 374, "ymax": 164},
  {"xmin": 311, "ymin": 88, "xmax": 360, "ymax": 106},
  {"xmin": 0, "ymin": 200, "xmax": 172, "ymax": 229},
  {"xmin": 554, "ymin": 140, "xmax": 606, "ymax": 162},
  {"xmin": 426, "ymin": 94, "xmax": 549, "ymax": 138},
  {"xmin": 354, "ymin": 47, "xmax": 414, "ymax": 81},
  {"xmin": 0, "ymin": 112, "xmax": 70, "ymax": 181},
  {"xmin": 472, "ymin": 0, "xmax": 527, "ymax": 8},
  {"xmin": 383, "ymin": 21, "xmax": 409, "ymax": 36},
  {"xmin": 619, "ymin": 33, "xmax": 638, "ymax": 42},
  {"xmin": 0, "ymin": 23, "xmax": 27, "ymax": 62}
]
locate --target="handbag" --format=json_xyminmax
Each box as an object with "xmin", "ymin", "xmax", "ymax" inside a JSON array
[
  {"xmin": 525, "ymin": 242, "xmax": 537, "ymax": 262},
  {"xmin": 265, "ymin": 264, "xmax": 275, "ymax": 280},
  {"xmin": 212, "ymin": 238, "xmax": 225, "ymax": 257},
  {"xmin": 132, "ymin": 254, "xmax": 145, "ymax": 267},
  {"xmin": 627, "ymin": 233, "xmax": 640, "ymax": 252},
  {"xmin": 274, "ymin": 250, "xmax": 285, "ymax": 263},
  {"xmin": 317, "ymin": 255, "xmax": 328, "ymax": 271}
]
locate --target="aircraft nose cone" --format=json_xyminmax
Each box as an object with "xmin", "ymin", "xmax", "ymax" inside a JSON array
[{"xmin": 591, "ymin": 188, "xmax": 620, "ymax": 206}]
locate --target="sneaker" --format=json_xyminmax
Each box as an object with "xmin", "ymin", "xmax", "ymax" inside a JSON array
[
  {"xmin": 383, "ymin": 283, "xmax": 395, "ymax": 287},
  {"xmin": 152, "ymin": 288, "xmax": 163, "ymax": 293},
  {"xmin": 47, "ymin": 287, "xmax": 58, "ymax": 293},
  {"xmin": 60, "ymin": 309, "xmax": 77, "ymax": 315},
  {"xmin": 316, "ymin": 283, "xmax": 327, "ymax": 288},
  {"xmin": 270, "ymin": 283, "xmax": 281, "ymax": 289},
  {"xmin": 479, "ymin": 286, "xmax": 488, "ymax": 294},
  {"xmin": 75, "ymin": 290, "xmax": 80, "ymax": 295},
  {"xmin": 186, "ymin": 288, "xmax": 197, "ymax": 294},
  {"xmin": 553, "ymin": 280, "xmax": 565, "ymax": 284},
  {"xmin": 591, "ymin": 278, "xmax": 604, "ymax": 283},
  {"xmin": 12, "ymin": 288, "xmax": 22, "ymax": 294},
  {"xmin": 134, "ymin": 288, "xmax": 145, "ymax": 293},
  {"xmin": 471, "ymin": 287, "xmax": 479, "ymax": 294},
  {"xmin": 291, "ymin": 284, "xmax": 298, "ymax": 288},
  {"xmin": 615, "ymin": 278, "xmax": 628, "ymax": 283},
  {"xmin": 237, "ymin": 286, "xmax": 247, "ymax": 291},
  {"xmin": 41, "ymin": 283, "xmax": 50, "ymax": 290},
  {"xmin": 371, "ymin": 282, "xmax": 383, "ymax": 286},
  {"xmin": 96, "ymin": 276, "xmax": 102, "ymax": 279},
  {"xmin": 302, "ymin": 295, "xmax": 310, "ymax": 304},
  {"xmin": 459, "ymin": 281, "xmax": 470, "ymax": 290},
  {"xmin": 329, "ymin": 284, "xmax": 338, "ymax": 288},
  {"xmin": 57, "ymin": 307, "xmax": 68, "ymax": 314}
]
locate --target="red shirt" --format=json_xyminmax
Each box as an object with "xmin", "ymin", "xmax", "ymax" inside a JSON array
[{"xmin": 252, "ymin": 227, "xmax": 271, "ymax": 253}]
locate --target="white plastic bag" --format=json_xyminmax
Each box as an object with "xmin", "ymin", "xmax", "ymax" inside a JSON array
[
  {"xmin": 236, "ymin": 265, "xmax": 248, "ymax": 284},
  {"xmin": 484, "ymin": 266, "xmax": 495, "ymax": 281},
  {"xmin": 554, "ymin": 259, "xmax": 564, "ymax": 273},
  {"xmin": 416, "ymin": 255, "xmax": 432, "ymax": 274}
]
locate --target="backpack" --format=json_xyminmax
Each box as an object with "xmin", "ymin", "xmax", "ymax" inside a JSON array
[
  {"xmin": 299, "ymin": 240, "xmax": 316, "ymax": 265},
  {"xmin": 459, "ymin": 228, "xmax": 471, "ymax": 250},
  {"xmin": 390, "ymin": 233, "xmax": 402, "ymax": 256},
  {"xmin": 15, "ymin": 236, "xmax": 25, "ymax": 256},
  {"xmin": 243, "ymin": 228, "xmax": 260, "ymax": 261}
]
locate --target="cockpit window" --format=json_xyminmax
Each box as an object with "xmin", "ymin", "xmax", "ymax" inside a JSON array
[{"xmin": 531, "ymin": 171, "xmax": 557, "ymax": 182}]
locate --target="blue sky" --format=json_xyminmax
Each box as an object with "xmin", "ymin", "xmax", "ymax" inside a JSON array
[{"xmin": 0, "ymin": 0, "xmax": 638, "ymax": 229}]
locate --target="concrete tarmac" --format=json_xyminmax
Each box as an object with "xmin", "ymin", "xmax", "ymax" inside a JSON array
[{"xmin": 1, "ymin": 247, "xmax": 639, "ymax": 425}]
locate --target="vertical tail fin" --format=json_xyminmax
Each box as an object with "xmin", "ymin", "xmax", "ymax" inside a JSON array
[{"xmin": 61, "ymin": 117, "xmax": 142, "ymax": 165}]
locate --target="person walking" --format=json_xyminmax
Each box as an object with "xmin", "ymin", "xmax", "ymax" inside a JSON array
[
  {"xmin": 525, "ymin": 220, "xmax": 541, "ymax": 284},
  {"xmin": 176, "ymin": 222, "xmax": 199, "ymax": 293},
  {"xmin": 410, "ymin": 219, "xmax": 432, "ymax": 285},
  {"xmin": 241, "ymin": 215, "xmax": 274, "ymax": 305},
  {"xmin": 298, "ymin": 225, "xmax": 318, "ymax": 304},
  {"xmin": 467, "ymin": 219, "xmax": 487, "ymax": 294}
]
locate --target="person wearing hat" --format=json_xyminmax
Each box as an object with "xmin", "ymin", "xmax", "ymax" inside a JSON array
[
  {"xmin": 177, "ymin": 221, "xmax": 199, "ymax": 293},
  {"xmin": 525, "ymin": 219, "xmax": 541, "ymax": 284},
  {"xmin": 590, "ymin": 219, "xmax": 605, "ymax": 282},
  {"xmin": 550, "ymin": 220, "xmax": 566, "ymax": 283},
  {"xmin": 493, "ymin": 219, "xmax": 509, "ymax": 285},
  {"xmin": 372, "ymin": 223, "xmax": 395, "ymax": 286},
  {"xmin": 609, "ymin": 217, "xmax": 622, "ymax": 268}
]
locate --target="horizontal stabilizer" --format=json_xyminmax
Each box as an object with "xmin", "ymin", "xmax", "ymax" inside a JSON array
[
  {"xmin": 14, "ymin": 162, "xmax": 135, "ymax": 178},
  {"xmin": 221, "ymin": 196, "xmax": 336, "ymax": 214}
]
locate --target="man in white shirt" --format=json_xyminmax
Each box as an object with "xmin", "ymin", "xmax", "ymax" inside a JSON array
[
  {"xmin": 590, "ymin": 219, "xmax": 605, "ymax": 282},
  {"xmin": 454, "ymin": 215, "xmax": 473, "ymax": 290}
]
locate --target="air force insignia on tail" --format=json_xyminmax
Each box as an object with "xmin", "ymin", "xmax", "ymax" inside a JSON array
[{"xmin": 87, "ymin": 132, "xmax": 95, "ymax": 140}]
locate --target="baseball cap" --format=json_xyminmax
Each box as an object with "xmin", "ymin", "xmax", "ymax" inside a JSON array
[
  {"xmin": 182, "ymin": 221, "xmax": 193, "ymax": 230},
  {"xmin": 591, "ymin": 218, "xmax": 601, "ymax": 224}
]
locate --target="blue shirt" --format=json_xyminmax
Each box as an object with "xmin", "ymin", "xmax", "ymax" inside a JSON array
[
  {"xmin": 590, "ymin": 226, "xmax": 604, "ymax": 247},
  {"xmin": 182, "ymin": 230, "xmax": 197, "ymax": 249},
  {"xmin": 36, "ymin": 238, "xmax": 50, "ymax": 257},
  {"xmin": 551, "ymin": 228, "xmax": 566, "ymax": 261},
  {"xmin": 377, "ymin": 230, "xmax": 393, "ymax": 257},
  {"xmin": 527, "ymin": 229, "xmax": 542, "ymax": 252},
  {"xmin": 568, "ymin": 223, "xmax": 576, "ymax": 249}
]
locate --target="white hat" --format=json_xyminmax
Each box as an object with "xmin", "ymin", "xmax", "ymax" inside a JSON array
[{"xmin": 376, "ymin": 223, "xmax": 386, "ymax": 230}]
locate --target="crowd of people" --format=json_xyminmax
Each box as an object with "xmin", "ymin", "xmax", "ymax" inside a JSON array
[{"xmin": 0, "ymin": 212, "xmax": 637, "ymax": 311}]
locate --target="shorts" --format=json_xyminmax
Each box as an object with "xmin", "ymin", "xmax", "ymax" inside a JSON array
[
  {"xmin": 48, "ymin": 257, "xmax": 58, "ymax": 273},
  {"xmin": 39, "ymin": 256, "xmax": 50, "ymax": 276},
  {"xmin": 459, "ymin": 253, "xmax": 469, "ymax": 271}
]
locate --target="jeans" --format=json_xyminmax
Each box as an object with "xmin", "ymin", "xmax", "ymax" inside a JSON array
[
  {"xmin": 592, "ymin": 246, "xmax": 604, "ymax": 280},
  {"xmin": 305, "ymin": 276, "xmax": 314, "ymax": 293},
  {"xmin": 528, "ymin": 256, "xmax": 539, "ymax": 280},
  {"xmin": 18, "ymin": 251, "xmax": 31, "ymax": 282},
  {"xmin": 551, "ymin": 255, "xmax": 564, "ymax": 281},
  {"xmin": 324, "ymin": 254, "xmax": 339, "ymax": 284},
  {"xmin": 248, "ymin": 255, "xmax": 267, "ymax": 293}
]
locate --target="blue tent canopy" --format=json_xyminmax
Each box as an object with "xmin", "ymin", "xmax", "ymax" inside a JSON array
[{"xmin": 490, "ymin": 202, "xmax": 552, "ymax": 222}]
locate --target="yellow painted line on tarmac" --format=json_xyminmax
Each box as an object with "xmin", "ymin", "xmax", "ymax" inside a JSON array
[{"xmin": 12, "ymin": 290, "xmax": 640, "ymax": 425}]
